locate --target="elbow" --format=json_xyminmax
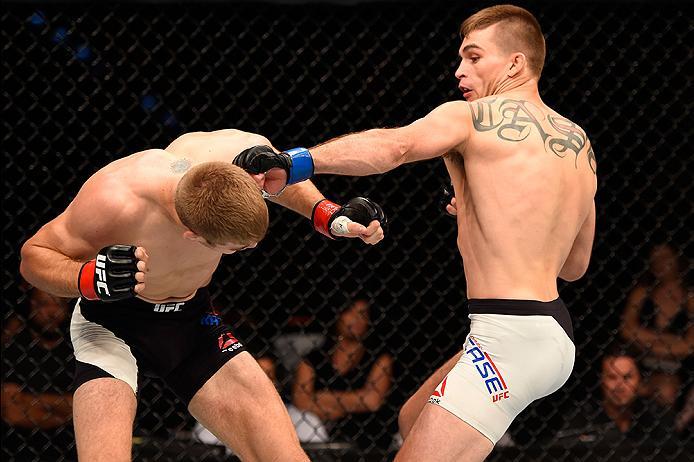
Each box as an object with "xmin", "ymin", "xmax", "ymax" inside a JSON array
[
  {"xmin": 382, "ymin": 130, "xmax": 411, "ymax": 171},
  {"xmin": 559, "ymin": 257, "xmax": 590, "ymax": 282},
  {"xmin": 558, "ymin": 267, "xmax": 586, "ymax": 282},
  {"xmin": 19, "ymin": 241, "xmax": 34, "ymax": 283}
]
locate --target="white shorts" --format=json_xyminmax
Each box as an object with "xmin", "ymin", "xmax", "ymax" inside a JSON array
[{"xmin": 428, "ymin": 298, "xmax": 575, "ymax": 444}]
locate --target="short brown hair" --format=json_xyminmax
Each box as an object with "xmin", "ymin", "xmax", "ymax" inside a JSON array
[
  {"xmin": 461, "ymin": 4, "xmax": 546, "ymax": 77},
  {"xmin": 175, "ymin": 162, "xmax": 268, "ymax": 245}
]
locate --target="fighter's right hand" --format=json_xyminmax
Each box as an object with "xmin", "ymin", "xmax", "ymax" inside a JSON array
[
  {"xmin": 440, "ymin": 183, "xmax": 457, "ymax": 217},
  {"xmin": 233, "ymin": 145, "xmax": 314, "ymax": 196},
  {"xmin": 446, "ymin": 197, "xmax": 458, "ymax": 216},
  {"xmin": 78, "ymin": 245, "xmax": 148, "ymax": 301}
]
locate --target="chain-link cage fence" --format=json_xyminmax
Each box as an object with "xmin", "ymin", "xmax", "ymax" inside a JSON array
[{"xmin": 2, "ymin": 1, "xmax": 692, "ymax": 461}]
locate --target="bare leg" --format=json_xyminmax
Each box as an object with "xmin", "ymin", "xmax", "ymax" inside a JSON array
[
  {"xmin": 395, "ymin": 404, "xmax": 493, "ymax": 462},
  {"xmin": 188, "ymin": 352, "xmax": 309, "ymax": 462},
  {"xmin": 398, "ymin": 351, "xmax": 463, "ymax": 439},
  {"xmin": 73, "ymin": 378, "xmax": 137, "ymax": 462}
]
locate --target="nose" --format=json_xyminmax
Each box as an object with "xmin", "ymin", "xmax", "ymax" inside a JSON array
[{"xmin": 455, "ymin": 61, "xmax": 466, "ymax": 80}]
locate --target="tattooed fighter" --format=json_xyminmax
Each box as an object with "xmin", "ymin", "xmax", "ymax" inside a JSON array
[{"xmin": 233, "ymin": 4, "xmax": 596, "ymax": 461}]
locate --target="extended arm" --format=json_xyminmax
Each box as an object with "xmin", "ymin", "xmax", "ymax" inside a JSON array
[{"xmin": 311, "ymin": 102, "xmax": 472, "ymax": 176}]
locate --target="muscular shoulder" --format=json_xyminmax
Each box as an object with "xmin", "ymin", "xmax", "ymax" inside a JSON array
[
  {"xmin": 166, "ymin": 129, "xmax": 269, "ymax": 151},
  {"xmin": 164, "ymin": 129, "xmax": 273, "ymax": 161},
  {"xmin": 68, "ymin": 170, "xmax": 142, "ymax": 224}
]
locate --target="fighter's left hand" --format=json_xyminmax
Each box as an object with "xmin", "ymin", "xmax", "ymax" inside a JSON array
[
  {"xmin": 331, "ymin": 218, "xmax": 385, "ymax": 245},
  {"xmin": 312, "ymin": 197, "xmax": 387, "ymax": 244}
]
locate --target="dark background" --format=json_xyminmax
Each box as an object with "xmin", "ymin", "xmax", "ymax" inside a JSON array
[{"xmin": 2, "ymin": 1, "xmax": 692, "ymax": 460}]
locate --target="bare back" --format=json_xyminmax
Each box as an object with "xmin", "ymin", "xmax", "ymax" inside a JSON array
[
  {"xmin": 25, "ymin": 130, "xmax": 270, "ymax": 302},
  {"xmin": 446, "ymin": 96, "xmax": 597, "ymax": 300}
]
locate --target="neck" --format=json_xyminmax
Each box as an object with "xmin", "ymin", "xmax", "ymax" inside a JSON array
[
  {"xmin": 603, "ymin": 400, "xmax": 633, "ymax": 429},
  {"xmin": 492, "ymin": 77, "xmax": 540, "ymax": 101},
  {"xmin": 162, "ymin": 180, "xmax": 185, "ymax": 228}
]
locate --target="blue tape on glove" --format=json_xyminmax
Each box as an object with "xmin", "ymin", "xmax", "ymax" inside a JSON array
[{"xmin": 286, "ymin": 148, "xmax": 314, "ymax": 184}]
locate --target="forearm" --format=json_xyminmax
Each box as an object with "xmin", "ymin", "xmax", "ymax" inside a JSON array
[
  {"xmin": 20, "ymin": 243, "xmax": 83, "ymax": 298},
  {"xmin": 311, "ymin": 129, "xmax": 407, "ymax": 176},
  {"xmin": 317, "ymin": 389, "xmax": 374, "ymax": 414},
  {"xmin": 649, "ymin": 335, "xmax": 693, "ymax": 359},
  {"xmin": 269, "ymin": 180, "xmax": 325, "ymax": 219}
]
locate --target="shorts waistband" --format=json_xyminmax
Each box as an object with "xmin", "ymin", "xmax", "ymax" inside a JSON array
[
  {"xmin": 79, "ymin": 287, "xmax": 211, "ymax": 319},
  {"xmin": 467, "ymin": 298, "xmax": 574, "ymax": 342}
]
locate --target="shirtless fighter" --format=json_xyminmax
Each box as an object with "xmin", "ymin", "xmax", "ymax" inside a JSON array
[
  {"xmin": 19, "ymin": 129, "xmax": 385, "ymax": 461},
  {"xmin": 233, "ymin": 5, "xmax": 597, "ymax": 461}
]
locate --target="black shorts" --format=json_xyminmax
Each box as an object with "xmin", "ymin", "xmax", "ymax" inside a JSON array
[{"xmin": 70, "ymin": 288, "xmax": 246, "ymax": 405}]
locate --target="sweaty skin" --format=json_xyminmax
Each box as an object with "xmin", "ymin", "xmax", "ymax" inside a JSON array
[
  {"xmin": 20, "ymin": 129, "xmax": 383, "ymax": 303},
  {"xmin": 310, "ymin": 24, "xmax": 597, "ymax": 301}
]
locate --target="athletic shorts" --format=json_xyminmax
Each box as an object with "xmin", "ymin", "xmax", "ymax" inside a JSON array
[
  {"xmin": 69, "ymin": 288, "xmax": 246, "ymax": 405},
  {"xmin": 428, "ymin": 298, "xmax": 575, "ymax": 444}
]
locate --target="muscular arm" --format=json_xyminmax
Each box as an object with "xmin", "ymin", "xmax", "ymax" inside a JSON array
[
  {"xmin": 559, "ymin": 201, "xmax": 596, "ymax": 282},
  {"xmin": 20, "ymin": 178, "xmax": 135, "ymax": 297},
  {"xmin": 311, "ymin": 101, "xmax": 472, "ymax": 176}
]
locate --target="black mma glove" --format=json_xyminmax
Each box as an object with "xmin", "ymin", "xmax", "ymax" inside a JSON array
[
  {"xmin": 312, "ymin": 197, "xmax": 387, "ymax": 239},
  {"xmin": 78, "ymin": 245, "xmax": 139, "ymax": 301},
  {"xmin": 440, "ymin": 182, "xmax": 456, "ymax": 217},
  {"xmin": 233, "ymin": 145, "xmax": 314, "ymax": 195}
]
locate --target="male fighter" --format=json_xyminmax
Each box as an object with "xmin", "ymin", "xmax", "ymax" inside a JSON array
[
  {"xmin": 20, "ymin": 129, "xmax": 385, "ymax": 461},
  {"xmin": 233, "ymin": 5, "xmax": 596, "ymax": 461}
]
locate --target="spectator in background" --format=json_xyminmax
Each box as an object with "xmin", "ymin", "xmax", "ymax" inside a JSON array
[
  {"xmin": 557, "ymin": 345, "xmax": 677, "ymax": 445},
  {"xmin": 620, "ymin": 243, "xmax": 693, "ymax": 406},
  {"xmin": 2, "ymin": 287, "xmax": 76, "ymax": 461},
  {"xmin": 292, "ymin": 299, "xmax": 393, "ymax": 450}
]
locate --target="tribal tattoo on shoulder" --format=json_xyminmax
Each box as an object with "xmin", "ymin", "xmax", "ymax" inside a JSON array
[
  {"xmin": 471, "ymin": 98, "xmax": 595, "ymax": 174},
  {"xmin": 586, "ymin": 143, "xmax": 597, "ymax": 175}
]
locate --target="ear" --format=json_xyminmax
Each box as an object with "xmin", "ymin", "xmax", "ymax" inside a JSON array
[
  {"xmin": 508, "ymin": 52, "xmax": 527, "ymax": 77},
  {"xmin": 182, "ymin": 229, "xmax": 203, "ymax": 243}
]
